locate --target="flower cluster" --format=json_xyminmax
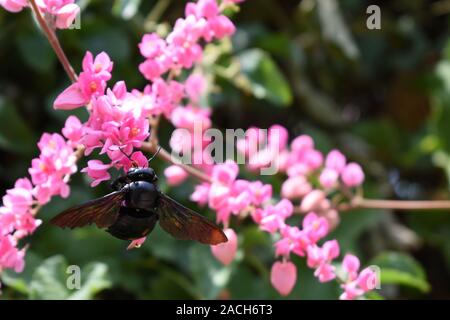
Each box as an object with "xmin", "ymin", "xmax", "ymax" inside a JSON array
[
  {"xmin": 339, "ymin": 254, "xmax": 378, "ymax": 300},
  {"xmin": 0, "ymin": 0, "xmax": 80, "ymax": 29},
  {"xmin": 138, "ymin": 0, "xmax": 235, "ymax": 81},
  {"xmin": 0, "ymin": 132, "xmax": 76, "ymax": 273},
  {"xmin": 184, "ymin": 125, "xmax": 374, "ymax": 299}
]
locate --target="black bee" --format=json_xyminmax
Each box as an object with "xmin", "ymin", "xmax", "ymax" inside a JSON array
[{"xmin": 50, "ymin": 166, "xmax": 227, "ymax": 245}]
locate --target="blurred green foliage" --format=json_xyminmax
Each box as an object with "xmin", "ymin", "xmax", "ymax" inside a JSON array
[{"xmin": 1, "ymin": 0, "xmax": 450, "ymax": 299}]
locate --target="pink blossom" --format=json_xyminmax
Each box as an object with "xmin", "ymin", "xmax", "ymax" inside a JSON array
[
  {"xmin": 281, "ymin": 176, "xmax": 312, "ymax": 199},
  {"xmin": 247, "ymin": 181, "xmax": 272, "ymax": 206},
  {"xmin": 28, "ymin": 133, "xmax": 76, "ymax": 204},
  {"xmin": 171, "ymin": 105, "xmax": 211, "ymax": 131},
  {"xmin": 268, "ymin": 125, "xmax": 289, "ymax": 150},
  {"xmin": 0, "ymin": 235, "xmax": 25, "ymax": 273},
  {"xmin": 62, "ymin": 115, "xmax": 83, "ymax": 146},
  {"xmin": 325, "ymin": 149, "xmax": 346, "ymax": 173},
  {"xmin": 190, "ymin": 183, "xmax": 210, "ymax": 206},
  {"xmin": 0, "ymin": 0, "xmax": 27, "ymax": 12},
  {"xmin": 319, "ymin": 168, "xmax": 339, "ymax": 189},
  {"xmin": 53, "ymin": 83, "xmax": 88, "ymax": 110},
  {"xmin": 300, "ymin": 190, "xmax": 326, "ymax": 213},
  {"xmin": 302, "ymin": 212, "xmax": 329, "ymax": 243},
  {"xmin": 341, "ymin": 162, "xmax": 364, "ymax": 187},
  {"xmin": 82, "ymin": 51, "xmax": 113, "ymax": 81},
  {"xmin": 81, "ymin": 160, "xmax": 111, "ymax": 187},
  {"xmin": 139, "ymin": 33, "xmax": 166, "ymax": 59},
  {"xmin": 211, "ymin": 228, "xmax": 237, "ymax": 265},
  {"xmin": 314, "ymin": 263, "xmax": 336, "ymax": 283},
  {"xmin": 291, "ymin": 135, "xmax": 314, "ymax": 154},
  {"xmin": 164, "ymin": 165, "xmax": 188, "ymax": 186},
  {"xmin": 270, "ymin": 261, "xmax": 297, "ymax": 296},
  {"xmin": 2, "ymin": 178, "xmax": 34, "ymax": 215},
  {"xmin": 211, "ymin": 160, "xmax": 238, "ymax": 186},
  {"xmin": 237, "ymin": 127, "xmax": 266, "ymax": 157},
  {"xmin": 54, "ymin": 3, "xmax": 79, "ymax": 29},
  {"xmin": 342, "ymin": 254, "xmax": 360, "ymax": 281},
  {"xmin": 185, "ymin": 73, "xmax": 206, "ymax": 103},
  {"xmin": 357, "ymin": 267, "xmax": 378, "ymax": 292},
  {"xmin": 340, "ymin": 281, "xmax": 364, "ymax": 300}
]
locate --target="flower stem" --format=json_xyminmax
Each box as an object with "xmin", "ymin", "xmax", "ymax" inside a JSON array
[
  {"xmin": 142, "ymin": 142, "xmax": 212, "ymax": 183},
  {"xmin": 341, "ymin": 197, "xmax": 450, "ymax": 211},
  {"xmin": 28, "ymin": 0, "xmax": 78, "ymax": 83}
]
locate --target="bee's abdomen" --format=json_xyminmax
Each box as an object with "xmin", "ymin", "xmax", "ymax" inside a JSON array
[{"xmin": 106, "ymin": 207, "xmax": 158, "ymax": 240}]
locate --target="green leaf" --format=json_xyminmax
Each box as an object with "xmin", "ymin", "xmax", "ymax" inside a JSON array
[
  {"xmin": 16, "ymin": 32, "xmax": 56, "ymax": 73},
  {"xmin": 68, "ymin": 262, "xmax": 111, "ymax": 300},
  {"xmin": 0, "ymin": 98, "xmax": 35, "ymax": 155},
  {"xmin": 189, "ymin": 244, "xmax": 235, "ymax": 299},
  {"xmin": 236, "ymin": 49, "xmax": 292, "ymax": 106},
  {"xmin": 28, "ymin": 255, "xmax": 112, "ymax": 300},
  {"xmin": 112, "ymin": 0, "xmax": 142, "ymax": 20},
  {"xmin": 29, "ymin": 256, "xmax": 70, "ymax": 300},
  {"xmin": 370, "ymin": 252, "xmax": 430, "ymax": 293}
]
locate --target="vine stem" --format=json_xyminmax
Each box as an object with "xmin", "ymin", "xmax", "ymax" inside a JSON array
[
  {"xmin": 340, "ymin": 197, "xmax": 450, "ymax": 211},
  {"xmin": 27, "ymin": 0, "xmax": 450, "ymax": 213},
  {"xmin": 28, "ymin": 0, "xmax": 78, "ymax": 83}
]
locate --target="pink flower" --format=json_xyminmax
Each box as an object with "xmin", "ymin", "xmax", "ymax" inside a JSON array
[
  {"xmin": 62, "ymin": 115, "xmax": 83, "ymax": 146},
  {"xmin": 325, "ymin": 149, "xmax": 346, "ymax": 173},
  {"xmin": 268, "ymin": 125, "xmax": 289, "ymax": 150},
  {"xmin": 300, "ymin": 190, "xmax": 326, "ymax": 213},
  {"xmin": 211, "ymin": 228, "xmax": 237, "ymax": 265},
  {"xmin": 342, "ymin": 254, "xmax": 360, "ymax": 281},
  {"xmin": 340, "ymin": 281, "xmax": 364, "ymax": 300},
  {"xmin": 260, "ymin": 213, "xmax": 285, "ymax": 234},
  {"xmin": 341, "ymin": 162, "xmax": 364, "ymax": 187},
  {"xmin": 319, "ymin": 168, "xmax": 339, "ymax": 189},
  {"xmin": 82, "ymin": 51, "xmax": 113, "ymax": 81},
  {"xmin": 0, "ymin": 235, "xmax": 25, "ymax": 273},
  {"xmin": 164, "ymin": 165, "xmax": 188, "ymax": 186},
  {"xmin": 185, "ymin": 73, "xmax": 206, "ymax": 103},
  {"xmin": 139, "ymin": 33, "xmax": 166, "ymax": 59},
  {"xmin": 81, "ymin": 160, "xmax": 111, "ymax": 187},
  {"xmin": 281, "ymin": 176, "xmax": 312, "ymax": 199},
  {"xmin": 314, "ymin": 263, "xmax": 336, "ymax": 283},
  {"xmin": 302, "ymin": 212, "xmax": 329, "ymax": 243},
  {"xmin": 291, "ymin": 135, "xmax": 314, "ymax": 154},
  {"xmin": 271, "ymin": 261, "xmax": 297, "ymax": 296},
  {"xmin": 190, "ymin": 183, "xmax": 210, "ymax": 206},
  {"xmin": 28, "ymin": 133, "xmax": 76, "ymax": 204},
  {"xmin": 211, "ymin": 160, "xmax": 238, "ymax": 186},
  {"xmin": 53, "ymin": 83, "xmax": 88, "ymax": 110},
  {"xmin": 0, "ymin": 0, "xmax": 27, "ymax": 12},
  {"xmin": 357, "ymin": 267, "xmax": 378, "ymax": 292},
  {"xmin": 2, "ymin": 178, "xmax": 33, "ymax": 215},
  {"xmin": 54, "ymin": 3, "xmax": 79, "ymax": 29},
  {"xmin": 247, "ymin": 181, "xmax": 272, "ymax": 206},
  {"xmin": 171, "ymin": 105, "xmax": 211, "ymax": 131}
]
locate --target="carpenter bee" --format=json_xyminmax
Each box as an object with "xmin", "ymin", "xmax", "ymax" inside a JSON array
[{"xmin": 50, "ymin": 157, "xmax": 227, "ymax": 246}]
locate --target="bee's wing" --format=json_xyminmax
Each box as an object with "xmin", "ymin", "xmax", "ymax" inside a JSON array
[
  {"xmin": 156, "ymin": 193, "xmax": 228, "ymax": 245},
  {"xmin": 50, "ymin": 190, "xmax": 126, "ymax": 229}
]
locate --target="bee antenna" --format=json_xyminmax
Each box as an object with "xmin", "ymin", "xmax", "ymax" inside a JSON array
[
  {"xmin": 148, "ymin": 146, "xmax": 162, "ymax": 164},
  {"xmin": 116, "ymin": 146, "xmax": 137, "ymax": 167}
]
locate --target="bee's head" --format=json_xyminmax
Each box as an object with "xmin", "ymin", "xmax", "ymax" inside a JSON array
[{"xmin": 127, "ymin": 167, "xmax": 157, "ymax": 183}]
